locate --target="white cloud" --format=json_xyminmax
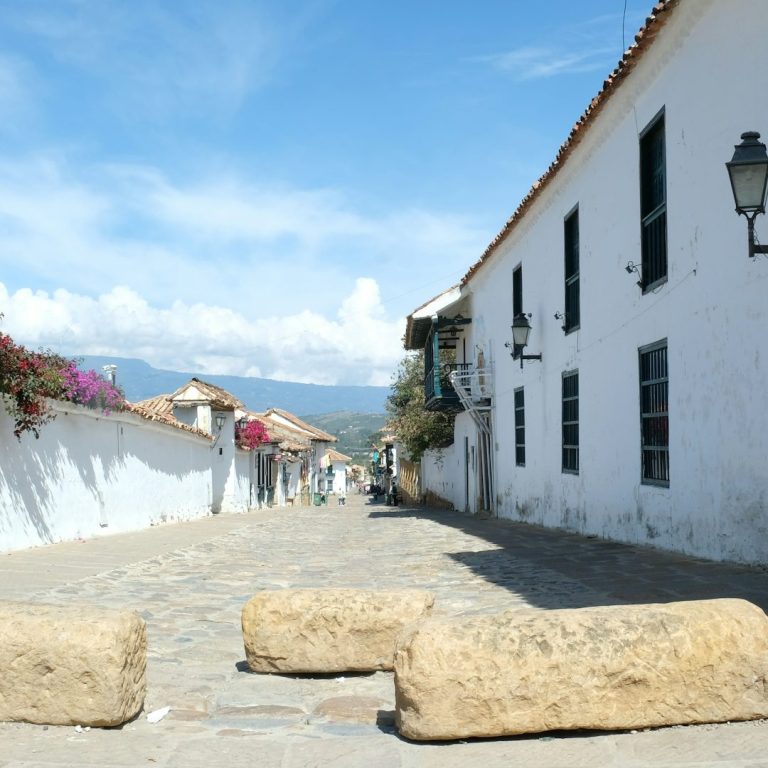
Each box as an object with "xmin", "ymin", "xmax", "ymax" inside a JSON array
[
  {"xmin": 0, "ymin": 156, "xmax": 487, "ymax": 322},
  {"xmin": 0, "ymin": 55, "xmax": 35, "ymax": 120},
  {"xmin": 478, "ymin": 45, "xmax": 616, "ymax": 81},
  {"xmin": 8, "ymin": 0, "xmax": 284, "ymax": 117},
  {"xmin": 471, "ymin": 11, "xmax": 642, "ymax": 82},
  {"xmin": 0, "ymin": 278, "xmax": 403, "ymax": 387}
]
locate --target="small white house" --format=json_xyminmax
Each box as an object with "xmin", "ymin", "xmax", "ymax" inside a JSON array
[
  {"xmin": 405, "ymin": 0, "xmax": 768, "ymax": 565},
  {"xmin": 321, "ymin": 449, "xmax": 352, "ymax": 495}
]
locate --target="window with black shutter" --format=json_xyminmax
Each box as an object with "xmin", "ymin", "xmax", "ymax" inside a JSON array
[
  {"xmin": 640, "ymin": 111, "xmax": 667, "ymax": 291},
  {"xmin": 564, "ymin": 207, "xmax": 580, "ymax": 332}
]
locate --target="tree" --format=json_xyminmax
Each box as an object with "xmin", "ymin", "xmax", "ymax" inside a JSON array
[{"xmin": 386, "ymin": 352, "xmax": 455, "ymax": 462}]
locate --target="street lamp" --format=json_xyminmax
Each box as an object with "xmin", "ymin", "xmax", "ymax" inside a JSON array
[
  {"xmin": 725, "ymin": 131, "xmax": 768, "ymax": 258},
  {"xmin": 215, "ymin": 414, "xmax": 226, "ymax": 430},
  {"xmin": 505, "ymin": 313, "xmax": 543, "ymax": 369}
]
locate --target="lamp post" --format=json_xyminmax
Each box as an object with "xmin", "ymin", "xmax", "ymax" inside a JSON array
[
  {"xmin": 725, "ymin": 131, "xmax": 768, "ymax": 258},
  {"xmin": 505, "ymin": 313, "xmax": 543, "ymax": 369}
]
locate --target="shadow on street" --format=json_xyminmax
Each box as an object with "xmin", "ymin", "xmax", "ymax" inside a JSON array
[{"xmin": 369, "ymin": 505, "xmax": 768, "ymax": 611}]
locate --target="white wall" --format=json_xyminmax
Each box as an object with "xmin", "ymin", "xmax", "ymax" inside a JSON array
[
  {"xmin": 0, "ymin": 401, "xmax": 212, "ymax": 553},
  {"xmin": 284, "ymin": 459, "xmax": 302, "ymax": 502},
  {"xmin": 421, "ymin": 443, "xmax": 460, "ymax": 508},
  {"xmin": 330, "ymin": 462, "xmax": 347, "ymax": 495},
  {"xmin": 433, "ymin": 0, "xmax": 768, "ymax": 563},
  {"xmin": 233, "ymin": 449, "xmax": 252, "ymax": 512}
]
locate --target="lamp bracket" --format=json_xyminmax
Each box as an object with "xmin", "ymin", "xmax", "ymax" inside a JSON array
[{"xmin": 746, "ymin": 212, "xmax": 768, "ymax": 258}]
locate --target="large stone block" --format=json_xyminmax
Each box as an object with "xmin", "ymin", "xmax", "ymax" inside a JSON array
[
  {"xmin": 0, "ymin": 601, "xmax": 147, "ymax": 726},
  {"xmin": 394, "ymin": 598, "xmax": 768, "ymax": 741},
  {"xmin": 242, "ymin": 588, "xmax": 434, "ymax": 673}
]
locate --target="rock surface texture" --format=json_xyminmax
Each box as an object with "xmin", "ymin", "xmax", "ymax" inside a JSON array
[
  {"xmin": 394, "ymin": 598, "xmax": 768, "ymax": 741},
  {"xmin": 0, "ymin": 601, "xmax": 147, "ymax": 726},
  {"xmin": 242, "ymin": 588, "xmax": 434, "ymax": 673}
]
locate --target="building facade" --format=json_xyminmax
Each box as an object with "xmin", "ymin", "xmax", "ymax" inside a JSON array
[{"xmin": 405, "ymin": 0, "xmax": 768, "ymax": 564}]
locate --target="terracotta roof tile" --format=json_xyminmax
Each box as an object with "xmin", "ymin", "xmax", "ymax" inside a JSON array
[
  {"xmin": 134, "ymin": 394, "xmax": 174, "ymax": 417},
  {"xmin": 169, "ymin": 377, "xmax": 243, "ymax": 410},
  {"xmin": 261, "ymin": 408, "xmax": 337, "ymax": 443},
  {"xmin": 124, "ymin": 402, "xmax": 212, "ymax": 441},
  {"xmin": 325, "ymin": 448, "xmax": 352, "ymax": 463}
]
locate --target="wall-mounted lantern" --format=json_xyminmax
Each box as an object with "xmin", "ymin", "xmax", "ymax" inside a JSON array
[
  {"xmin": 237, "ymin": 416, "xmax": 249, "ymax": 431},
  {"xmin": 505, "ymin": 313, "xmax": 543, "ymax": 369},
  {"xmin": 215, "ymin": 414, "xmax": 226, "ymax": 430},
  {"xmin": 726, "ymin": 131, "xmax": 768, "ymax": 258}
]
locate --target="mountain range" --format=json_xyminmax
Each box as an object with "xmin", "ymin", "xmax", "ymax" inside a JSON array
[{"xmin": 78, "ymin": 356, "xmax": 390, "ymax": 416}]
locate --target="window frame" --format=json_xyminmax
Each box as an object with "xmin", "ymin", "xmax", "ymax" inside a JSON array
[
  {"xmin": 512, "ymin": 264, "xmax": 523, "ymax": 359},
  {"xmin": 562, "ymin": 370, "xmax": 579, "ymax": 474},
  {"xmin": 639, "ymin": 108, "xmax": 668, "ymax": 293},
  {"xmin": 514, "ymin": 387, "xmax": 525, "ymax": 467},
  {"xmin": 563, "ymin": 205, "xmax": 580, "ymax": 334},
  {"xmin": 638, "ymin": 338, "xmax": 669, "ymax": 487}
]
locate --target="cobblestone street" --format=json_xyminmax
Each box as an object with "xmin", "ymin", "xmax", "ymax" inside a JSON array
[{"xmin": 3, "ymin": 495, "xmax": 768, "ymax": 767}]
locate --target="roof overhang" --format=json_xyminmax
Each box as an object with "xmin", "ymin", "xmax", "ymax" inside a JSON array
[{"xmin": 404, "ymin": 284, "xmax": 464, "ymax": 350}]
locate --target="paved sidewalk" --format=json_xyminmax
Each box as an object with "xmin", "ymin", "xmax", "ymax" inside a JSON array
[{"xmin": 2, "ymin": 496, "xmax": 768, "ymax": 767}]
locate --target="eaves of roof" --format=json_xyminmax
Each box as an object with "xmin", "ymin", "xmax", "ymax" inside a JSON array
[
  {"xmin": 169, "ymin": 377, "xmax": 244, "ymax": 411},
  {"xmin": 404, "ymin": 284, "xmax": 463, "ymax": 350},
  {"xmin": 262, "ymin": 408, "xmax": 337, "ymax": 443},
  {"xmin": 461, "ymin": 0, "xmax": 679, "ymax": 287},
  {"xmin": 124, "ymin": 402, "xmax": 213, "ymax": 441}
]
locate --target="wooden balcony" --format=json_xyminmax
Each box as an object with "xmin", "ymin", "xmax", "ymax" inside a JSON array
[{"xmin": 424, "ymin": 362, "xmax": 471, "ymax": 412}]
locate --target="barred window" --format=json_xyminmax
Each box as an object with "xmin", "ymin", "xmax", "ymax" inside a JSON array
[
  {"xmin": 640, "ymin": 111, "xmax": 667, "ymax": 291},
  {"xmin": 639, "ymin": 340, "xmax": 669, "ymax": 485},
  {"xmin": 514, "ymin": 387, "xmax": 525, "ymax": 466},
  {"xmin": 562, "ymin": 371, "xmax": 579, "ymax": 473},
  {"xmin": 564, "ymin": 207, "xmax": 580, "ymax": 333}
]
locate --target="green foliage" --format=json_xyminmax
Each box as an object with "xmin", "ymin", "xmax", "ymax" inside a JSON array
[
  {"xmin": 0, "ymin": 316, "xmax": 125, "ymax": 438},
  {"xmin": 300, "ymin": 411, "xmax": 387, "ymax": 466},
  {"xmin": 385, "ymin": 352, "xmax": 455, "ymax": 462}
]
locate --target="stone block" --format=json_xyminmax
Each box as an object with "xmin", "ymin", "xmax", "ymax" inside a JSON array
[
  {"xmin": 0, "ymin": 601, "xmax": 147, "ymax": 726},
  {"xmin": 242, "ymin": 588, "xmax": 434, "ymax": 673},
  {"xmin": 394, "ymin": 598, "xmax": 768, "ymax": 740}
]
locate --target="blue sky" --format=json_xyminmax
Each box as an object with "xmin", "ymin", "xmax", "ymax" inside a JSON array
[{"xmin": 0, "ymin": 0, "xmax": 651, "ymax": 386}]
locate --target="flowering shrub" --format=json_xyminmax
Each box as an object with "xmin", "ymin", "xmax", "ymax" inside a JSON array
[
  {"xmin": 235, "ymin": 419, "xmax": 270, "ymax": 450},
  {"xmin": 0, "ymin": 322, "xmax": 125, "ymax": 438},
  {"xmin": 60, "ymin": 363, "xmax": 124, "ymax": 413}
]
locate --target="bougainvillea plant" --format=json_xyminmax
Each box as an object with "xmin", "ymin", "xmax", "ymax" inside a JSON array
[
  {"xmin": 0, "ymin": 319, "xmax": 125, "ymax": 439},
  {"xmin": 59, "ymin": 363, "xmax": 124, "ymax": 413},
  {"xmin": 0, "ymin": 331, "xmax": 69, "ymax": 438},
  {"xmin": 235, "ymin": 419, "xmax": 270, "ymax": 450}
]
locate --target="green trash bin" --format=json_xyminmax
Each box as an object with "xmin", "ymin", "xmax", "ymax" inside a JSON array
[{"xmin": 313, "ymin": 492, "xmax": 322, "ymax": 506}]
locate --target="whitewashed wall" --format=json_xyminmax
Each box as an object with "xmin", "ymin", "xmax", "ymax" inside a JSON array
[
  {"xmin": 233, "ymin": 449, "xmax": 252, "ymax": 512},
  {"xmin": 0, "ymin": 401, "xmax": 212, "ymax": 553},
  {"xmin": 285, "ymin": 459, "xmax": 302, "ymax": 503},
  {"xmin": 330, "ymin": 462, "xmax": 347, "ymax": 495},
  {"xmin": 421, "ymin": 443, "xmax": 460, "ymax": 509},
  {"xmin": 431, "ymin": 0, "xmax": 768, "ymax": 563}
]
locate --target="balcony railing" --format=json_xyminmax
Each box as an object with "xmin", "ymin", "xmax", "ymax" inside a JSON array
[{"xmin": 424, "ymin": 362, "xmax": 471, "ymax": 412}]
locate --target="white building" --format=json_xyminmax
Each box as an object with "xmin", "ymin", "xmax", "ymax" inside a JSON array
[
  {"xmin": 321, "ymin": 449, "xmax": 352, "ymax": 496},
  {"xmin": 405, "ymin": 0, "xmax": 768, "ymax": 564}
]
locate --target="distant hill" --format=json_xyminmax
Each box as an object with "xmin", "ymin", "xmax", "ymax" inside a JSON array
[
  {"xmin": 77, "ymin": 356, "xmax": 389, "ymax": 416},
  {"xmin": 302, "ymin": 411, "xmax": 388, "ymax": 464}
]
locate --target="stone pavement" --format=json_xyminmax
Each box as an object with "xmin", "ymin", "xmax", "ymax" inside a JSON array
[{"xmin": 2, "ymin": 495, "xmax": 768, "ymax": 767}]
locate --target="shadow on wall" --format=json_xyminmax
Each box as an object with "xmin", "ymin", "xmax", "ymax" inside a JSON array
[
  {"xmin": 368, "ymin": 506, "xmax": 768, "ymax": 612},
  {"xmin": 0, "ymin": 418, "xmax": 124, "ymax": 547}
]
